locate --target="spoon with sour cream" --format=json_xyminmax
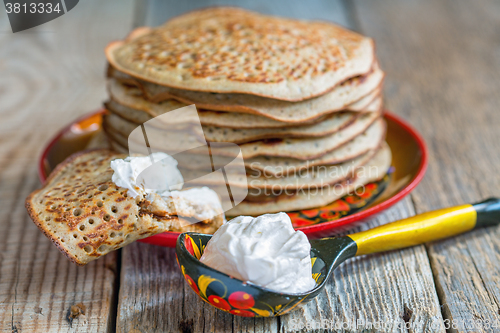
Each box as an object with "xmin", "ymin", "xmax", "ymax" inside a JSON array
[{"xmin": 176, "ymin": 198, "xmax": 500, "ymax": 317}]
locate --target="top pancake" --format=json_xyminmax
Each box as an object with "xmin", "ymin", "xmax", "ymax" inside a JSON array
[
  {"xmin": 106, "ymin": 7, "xmax": 375, "ymax": 101},
  {"xmin": 107, "ymin": 70, "xmax": 383, "ymax": 123}
]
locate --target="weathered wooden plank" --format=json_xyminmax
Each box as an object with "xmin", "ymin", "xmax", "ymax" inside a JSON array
[
  {"xmin": 117, "ymin": 201, "xmax": 444, "ymax": 333},
  {"xmin": 280, "ymin": 198, "xmax": 445, "ymax": 332},
  {"xmin": 354, "ymin": 0, "xmax": 500, "ymax": 331},
  {"xmin": 0, "ymin": 1, "xmax": 134, "ymax": 332},
  {"xmin": 117, "ymin": 241, "xmax": 279, "ymax": 333},
  {"xmin": 140, "ymin": 0, "xmax": 353, "ymax": 29},
  {"xmin": 116, "ymin": 1, "xmax": 445, "ymax": 332}
]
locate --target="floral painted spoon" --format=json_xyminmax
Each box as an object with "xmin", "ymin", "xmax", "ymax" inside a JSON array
[{"xmin": 176, "ymin": 198, "xmax": 500, "ymax": 317}]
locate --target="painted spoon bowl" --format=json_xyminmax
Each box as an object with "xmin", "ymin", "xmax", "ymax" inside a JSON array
[{"xmin": 176, "ymin": 198, "xmax": 500, "ymax": 317}]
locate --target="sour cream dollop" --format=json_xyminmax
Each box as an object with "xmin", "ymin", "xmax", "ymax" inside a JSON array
[
  {"xmin": 200, "ymin": 212, "xmax": 316, "ymax": 294},
  {"xmin": 110, "ymin": 153, "xmax": 224, "ymax": 221},
  {"xmin": 110, "ymin": 152, "xmax": 183, "ymax": 198}
]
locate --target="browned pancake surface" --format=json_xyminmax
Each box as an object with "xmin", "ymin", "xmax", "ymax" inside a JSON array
[
  {"xmin": 26, "ymin": 149, "xmax": 222, "ymax": 265},
  {"xmin": 106, "ymin": 7, "xmax": 375, "ymax": 101}
]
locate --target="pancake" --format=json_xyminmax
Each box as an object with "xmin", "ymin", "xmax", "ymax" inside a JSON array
[
  {"xmin": 210, "ymin": 114, "xmax": 382, "ymax": 160},
  {"xmin": 25, "ymin": 149, "xmax": 225, "ymax": 265},
  {"xmin": 103, "ymin": 110, "xmax": 360, "ymax": 144},
  {"xmin": 246, "ymin": 148, "xmax": 378, "ymax": 189},
  {"xmin": 107, "ymin": 64, "xmax": 383, "ymax": 123},
  {"xmin": 184, "ymin": 148, "xmax": 377, "ymax": 190},
  {"xmin": 109, "ymin": 139, "xmax": 128, "ymax": 154},
  {"xmin": 138, "ymin": 75, "xmax": 383, "ymax": 113},
  {"xmin": 246, "ymin": 121, "xmax": 385, "ymax": 176},
  {"xmin": 202, "ymin": 112, "xmax": 357, "ymax": 142},
  {"xmin": 226, "ymin": 142, "xmax": 391, "ymax": 215},
  {"xmin": 105, "ymin": 112, "xmax": 382, "ymax": 161},
  {"xmin": 103, "ymin": 124, "xmax": 206, "ymax": 158},
  {"xmin": 105, "ymin": 91, "xmax": 381, "ymax": 129},
  {"xmin": 105, "ymin": 7, "xmax": 375, "ymax": 101},
  {"xmin": 106, "ymin": 115, "xmax": 385, "ymax": 170},
  {"xmin": 193, "ymin": 95, "xmax": 382, "ymax": 129}
]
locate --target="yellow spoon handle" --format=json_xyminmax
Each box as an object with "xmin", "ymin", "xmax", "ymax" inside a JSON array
[{"xmin": 349, "ymin": 204, "xmax": 478, "ymax": 256}]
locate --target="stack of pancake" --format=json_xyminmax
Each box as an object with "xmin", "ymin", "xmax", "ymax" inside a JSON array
[{"xmin": 102, "ymin": 7, "xmax": 391, "ymax": 216}]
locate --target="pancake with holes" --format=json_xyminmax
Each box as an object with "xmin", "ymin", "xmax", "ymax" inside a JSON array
[
  {"xmin": 98, "ymin": 6, "xmax": 391, "ymax": 219},
  {"xmin": 106, "ymin": 7, "xmax": 376, "ymax": 101},
  {"xmin": 25, "ymin": 149, "xmax": 224, "ymax": 265}
]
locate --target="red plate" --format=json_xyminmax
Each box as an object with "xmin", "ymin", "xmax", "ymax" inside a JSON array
[{"xmin": 39, "ymin": 110, "xmax": 427, "ymax": 247}]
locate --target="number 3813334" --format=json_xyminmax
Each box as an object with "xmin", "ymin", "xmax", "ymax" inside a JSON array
[{"xmin": 5, "ymin": 2, "xmax": 62, "ymax": 14}]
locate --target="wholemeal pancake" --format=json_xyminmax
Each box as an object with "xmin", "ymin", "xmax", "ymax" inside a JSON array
[
  {"xmin": 106, "ymin": 114, "xmax": 386, "ymax": 175},
  {"xmin": 184, "ymin": 148, "xmax": 377, "ymax": 190},
  {"xmin": 202, "ymin": 112, "xmax": 357, "ymax": 142},
  {"xmin": 192, "ymin": 95, "xmax": 382, "ymax": 129},
  {"xmin": 226, "ymin": 142, "xmax": 391, "ymax": 215},
  {"xmin": 103, "ymin": 110, "xmax": 360, "ymax": 144},
  {"xmin": 106, "ymin": 7, "xmax": 375, "ymax": 101},
  {"xmin": 107, "ymin": 64, "xmax": 383, "ymax": 123},
  {"xmin": 104, "ymin": 126, "xmax": 129, "ymax": 150},
  {"xmin": 246, "ymin": 148, "xmax": 378, "ymax": 189},
  {"xmin": 25, "ymin": 149, "xmax": 224, "ymax": 265},
  {"xmin": 136, "ymin": 73, "xmax": 382, "ymax": 113},
  {"xmin": 109, "ymin": 138, "xmax": 128, "ymax": 154},
  {"xmin": 85, "ymin": 129, "xmax": 110, "ymax": 150},
  {"xmin": 105, "ymin": 113, "xmax": 382, "ymax": 160},
  {"xmin": 211, "ymin": 113, "xmax": 382, "ymax": 160},
  {"xmin": 105, "ymin": 92, "xmax": 381, "ymax": 129},
  {"xmin": 246, "ymin": 121, "xmax": 385, "ymax": 176}
]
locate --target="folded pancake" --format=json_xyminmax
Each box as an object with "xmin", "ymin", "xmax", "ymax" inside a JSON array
[
  {"xmin": 226, "ymin": 143, "xmax": 391, "ymax": 216},
  {"xmin": 106, "ymin": 7, "xmax": 375, "ymax": 101},
  {"xmin": 25, "ymin": 149, "xmax": 224, "ymax": 265}
]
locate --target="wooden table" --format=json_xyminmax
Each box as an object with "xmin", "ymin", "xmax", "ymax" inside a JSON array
[{"xmin": 1, "ymin": 0, "xmax": 500, "ymax": 332}]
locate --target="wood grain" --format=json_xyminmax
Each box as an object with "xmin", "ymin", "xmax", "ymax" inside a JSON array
[
  {"xmin": 117, "ymin": 201, "xmax": 445, "ymax": 333},
  {"xmin": 117, "ymin": 242, "xmax": 279, "ymax": 333},
  {"xmin": 354, "ymin": 0, "xmax": 500, "ymax": 331},
  {"xmin": 115, "ymin": 1, "xmax": 445, "ymax": 332},
  {"xmin": 4, "ymin": 0, "xmax": 500, "ymax": 332},
  {"xmin": 0, "ymin": 1, "xmax": 134, "ymax": 332},
  {"xmin": 280, "ymin": 199, "xmax": 444, "ymax": 332},
  {"xmin": 139, "ymin": 0, "xmax": 354, "ymax": 29}
]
